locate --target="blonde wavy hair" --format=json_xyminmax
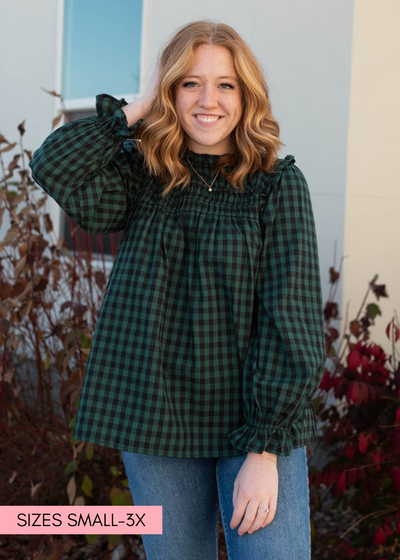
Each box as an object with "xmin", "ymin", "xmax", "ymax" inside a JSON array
[{"xmin": 135, "ymin": 20, "xmax": 285, "ymax": 197}]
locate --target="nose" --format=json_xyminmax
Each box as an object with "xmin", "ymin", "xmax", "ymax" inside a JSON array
[{"xmin": 198, "ymin": 83, "xmax": 218, "ymax": 109}]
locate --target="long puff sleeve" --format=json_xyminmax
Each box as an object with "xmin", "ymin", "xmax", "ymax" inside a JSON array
[
  {"xmin": 28, "ymin": 94, "xmax": 145, "ymax": 234},
  {"xmin": 227, "ymin": 155, "xmax": 326, "ymax": 456}
]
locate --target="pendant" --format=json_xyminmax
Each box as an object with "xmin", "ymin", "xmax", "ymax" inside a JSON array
[{"xmin": 209, "ymin": 187, "xmax": 212, "ymax": 192}]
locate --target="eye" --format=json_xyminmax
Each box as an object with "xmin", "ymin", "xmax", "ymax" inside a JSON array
[{"xmin": 181, "ymin": 81, "xmax": 235, "ymax": 89}]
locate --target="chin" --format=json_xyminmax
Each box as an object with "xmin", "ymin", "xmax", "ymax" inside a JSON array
[{"xmin": 192, "ymin": 136, "xmax": 223, "ymax": 147}]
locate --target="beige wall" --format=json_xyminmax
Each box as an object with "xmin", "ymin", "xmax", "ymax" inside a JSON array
[{"xmin": 344, "ymin": 0, "xmax": 400, "ymax": 355}]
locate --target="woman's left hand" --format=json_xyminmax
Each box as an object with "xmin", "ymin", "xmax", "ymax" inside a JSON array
[{"xmin": 230, "ymin": 452, "xmax": 278, "ymax": 535}]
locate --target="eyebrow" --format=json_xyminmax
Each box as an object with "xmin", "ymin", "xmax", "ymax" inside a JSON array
[{"xmin": 183, "ymin": 75, "xmax": 239, "ymax": 82}]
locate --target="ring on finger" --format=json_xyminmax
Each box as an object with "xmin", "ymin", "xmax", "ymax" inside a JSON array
[{"xmin": 258, "ymin": 506, "xmax": 269, "ymax": 513}]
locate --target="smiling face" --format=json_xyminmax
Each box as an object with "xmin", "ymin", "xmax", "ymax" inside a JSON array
[{"xmin": 174, "ymin": 44, "xmax": 243, "ymax": 155}]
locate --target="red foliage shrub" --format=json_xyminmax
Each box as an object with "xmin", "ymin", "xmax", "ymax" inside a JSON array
[{"xmin": 310, "ymin": 265, "xmax": 400, "ymax": 558}]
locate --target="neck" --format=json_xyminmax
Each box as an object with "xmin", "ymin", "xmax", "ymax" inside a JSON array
[{"xmin": 187, "ymin": 149, "xmax": 232, "ymax": 157}]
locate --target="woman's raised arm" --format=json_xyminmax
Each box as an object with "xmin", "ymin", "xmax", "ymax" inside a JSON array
[{"xmin": 28, "ymin": 94, "xmax": 147, "ymax": 235}]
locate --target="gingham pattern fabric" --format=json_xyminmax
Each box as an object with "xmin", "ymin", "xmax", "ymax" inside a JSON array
[{"xmin": 29, "ymin": 93, "xmax": 326, "ymax": 458}]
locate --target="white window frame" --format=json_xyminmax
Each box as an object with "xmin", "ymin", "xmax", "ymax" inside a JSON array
[{"xmin": 52, "ymin": 0, "xmax": 147, "ymax": 269}]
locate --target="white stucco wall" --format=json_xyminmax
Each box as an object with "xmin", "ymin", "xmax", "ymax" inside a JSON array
[
  {"xmin": 0, "ymin": 0, "xmax": 59, "ymax": 162},
  {"xmin": 0, "ymin": 0, "xmax": 60, "ymax": 249}
]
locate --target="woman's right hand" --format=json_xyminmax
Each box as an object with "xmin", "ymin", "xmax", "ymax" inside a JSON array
[{"xmin": 122, "ymin": 59, "xmax": 160, "ymax": 126}]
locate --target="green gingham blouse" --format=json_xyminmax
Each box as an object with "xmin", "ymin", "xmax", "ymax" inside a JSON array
[{"xmin": 29, "ymin": 93, "xmax": 326, "ymax": 458}]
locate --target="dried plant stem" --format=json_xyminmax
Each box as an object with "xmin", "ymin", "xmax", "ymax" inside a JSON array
[{"xmin": 340, "ymin": 507, "xmax": 398, "ymax": 539}]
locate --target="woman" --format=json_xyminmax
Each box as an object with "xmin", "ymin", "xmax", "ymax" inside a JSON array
[{"xmin": 29, "ymin": 20, "xmax": 326, "ymax": 560}]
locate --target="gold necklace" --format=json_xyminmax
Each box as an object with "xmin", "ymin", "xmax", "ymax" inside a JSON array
[{"xmin": 185, "ymin": 156, "xmax": 221, "ymax": 192}]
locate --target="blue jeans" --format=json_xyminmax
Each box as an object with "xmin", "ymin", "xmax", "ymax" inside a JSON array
[{"xmin": 122, "ymin": 446, "xmax": 310, "ymax": 560}]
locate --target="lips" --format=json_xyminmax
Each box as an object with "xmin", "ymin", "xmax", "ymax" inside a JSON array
[{"xmin": 194, "ymin": 115, "xmax": 222, "ymax": 126}]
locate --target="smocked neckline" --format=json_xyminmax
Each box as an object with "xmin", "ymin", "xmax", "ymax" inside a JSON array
[
  {"xmin": 184, "ymin": 150, "xmax": 295, "ymax": 169},
  {"xmin": 184, "ymin": 150, "xmax": 232, "ymax": 166}
]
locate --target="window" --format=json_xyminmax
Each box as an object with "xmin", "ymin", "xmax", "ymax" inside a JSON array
[
  {"xmin": 58, "ymin": 0, "xmax": 143, "ymax": 260},
  {"xmin": 62, "ymin": 0, "xmax": 142, "ymax": 100}
]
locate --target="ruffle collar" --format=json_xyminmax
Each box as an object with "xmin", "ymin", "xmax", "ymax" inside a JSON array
[{"xmin": 184, "ymin": 149, "xmax": 232, "ymax": 167}]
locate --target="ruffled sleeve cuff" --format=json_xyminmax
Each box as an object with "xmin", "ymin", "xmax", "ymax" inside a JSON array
[
  {"xmin": 227, "ymin": 403, "xmax": 318, "ymax": 457},
  {"xmin": 95, "ymin": 93, "xmax": 142, "ymax": 139}
]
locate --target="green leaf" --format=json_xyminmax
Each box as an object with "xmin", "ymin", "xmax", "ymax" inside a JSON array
[
  {"xmin": 69, "ymin": 427, "xmax": 78, "ymax": 447},
  {"xmin": 79, "ymin": 333, "xmax": 92, "ymax": 349},
  {"xmin": 65, "ymin": 460, "xmax": 78, "ymax": 475},
  {"xmin": 43, "ymin": 352, "xmax": 51, "ymax": 369},
  {"xmin": 68, "ymin": 417, "xmax": 76, "ymax": 429},
  {"xmin": 110, "ymin": 466, "xmax": 120, "ymax": 477},
  {"xmin": 81, "ymin": 475, "xmax": 93, "ymax": 497},
  {"xmin": 107, "ymin": 534, "xmax": 121, "ymax": 550},
  {"xmin": 86, "ymin": 443, "xmax": 94, "ymax": 460},
  {"xmin": 124, "ymin": 488, "xmax": 134, "ymax": 506},
  {"xmin": 331, "ymin": 498, "xmax": 340, "ymax": 510},
  {"xmin": 312, "ymin": 396, "xmax": 321, "ymax": 414},
  {"xmin": 110, "ymin": 486, "xmax": 129, "ymax": 505},
  {"xmin": 55, "ymin": 348, "xmax": 67, "ymax": 372},
  {"xmin": 366, "ymin": 303, "xmax": 381, "ymax": 320},
  {"xmin": 65, "ymin": 329, "xmax": 76, "ymax": 347},
  {"xmin": 327, "ymin": 345, "xmax": 336, "ymax": 357},
  {"xmin": 85, "ymin": 534, "xmax": 99, "ymax": 544},
  {"xmin": 111, "ymin": 491, "xmax": 128, "ymax": 506},
  {"xmin": 121, "ymin": 478, "xmax": 130, "ymax": 488},
  {"xmin": 381, "ymin": 477, "xmax": 392, "ymax": 489}
]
